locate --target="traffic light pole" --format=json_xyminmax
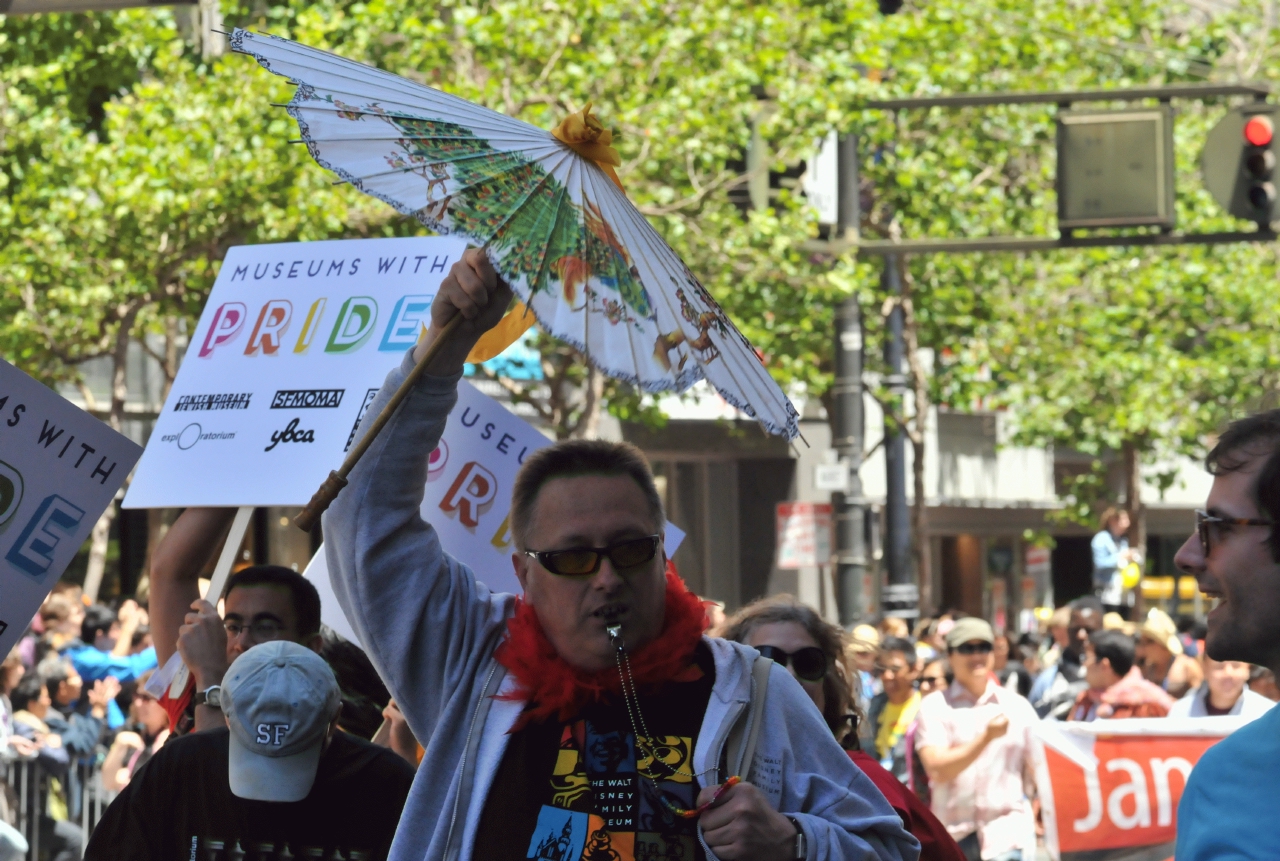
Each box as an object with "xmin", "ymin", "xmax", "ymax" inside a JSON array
[
  {"xmin": 881, "ymin": 254, "xmax": 918, "ymax": 621},
  {"xmin": 833, "ymin": 134, "xmax": 869, "ymax": 626}
]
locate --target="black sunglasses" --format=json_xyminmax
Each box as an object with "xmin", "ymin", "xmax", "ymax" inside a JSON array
[
  {"xmin": 918, "ymin": 674, "xmax": 947, "ymax": 689},
  {"xmin": 755, "ymin": 645, "xmax": 828, "ymax": 682},
  {"xmin": 524, "ymin": 535, "xmax": 661, "ymax": 578},
  {"xmin": 1196, "ymin": 509, "xmax": 1274, "ymax": 556},
  {"xmin": 950, "ymin": 641, "xmax": 994, "ymax": 656}
]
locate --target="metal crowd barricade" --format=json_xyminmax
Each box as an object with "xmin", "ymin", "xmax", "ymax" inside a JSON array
[{"xmin": 2, "ymin": 752, "xmax": 115, "ymax": 860}]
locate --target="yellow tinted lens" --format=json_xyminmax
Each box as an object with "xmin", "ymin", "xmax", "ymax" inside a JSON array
[
  {"xmin": 610, "ymin": 538, "xmax": 656, "ymax": 568},
  {"xmin": 545, "ymin": 549, "xmax": 599, "ymax": 576}
]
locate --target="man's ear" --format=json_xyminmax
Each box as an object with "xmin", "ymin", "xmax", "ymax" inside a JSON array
[
  {"xmin": 304, "ymin": 632, "xmax": 324, "ymax": 654},
  {"xmin": 512, "ymin": 552, "xmax": 531, "ymax": 597}
]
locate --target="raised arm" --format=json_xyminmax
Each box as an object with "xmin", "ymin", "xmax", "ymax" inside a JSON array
[
  {"xmin": 149, "ymin": 507, "xmax": 237, "ymax": 667},
  {"xmin": 917, "ymin": 713, "xmax": 1008, "ymax": 785},
  {"xmin": 324, "ymin": 249, "xmax": 515, "ymax": 741}
]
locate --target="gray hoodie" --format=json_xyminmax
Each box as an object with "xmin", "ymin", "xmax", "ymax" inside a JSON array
[{"xmin": 325, "ymin": 351, "xmax": 920, "ymax": 861}]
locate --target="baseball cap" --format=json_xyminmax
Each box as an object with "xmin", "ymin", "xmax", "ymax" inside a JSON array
[
  {"xmin": 945, "ymin": 617, "xmax": 994, "ymax": 651},
  {"xmin": 222, "ymin": 641, "xmax": 341, "ymax": 802}
]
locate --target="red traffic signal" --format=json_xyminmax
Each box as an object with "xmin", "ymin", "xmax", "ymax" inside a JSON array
[{"xmin": 1245, "ymin": 115, "xmax": 1274, "ymax": 147}]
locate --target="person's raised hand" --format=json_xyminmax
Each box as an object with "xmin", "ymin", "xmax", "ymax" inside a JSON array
[
  {"xmin": 117, "ymin": 599, "xmax": 141, "ymax": 630},
  {"xmin": 177, "ymin": 599, "xmax": 229, "ymax": 690},
  {"xmin": 87, "ymin": 677, "xmax": 121, "ymax": 718},
  {"xmin": 414, "ymin": 247, "xmax": 514, "ymax": 375},
  {"xmin": 696, "ymin": 780, "xmax": 796, "ymax": 861},
  {"xmin": 984, "ymin": 712, "xmax": 1010, "ymax": 742},
  {"xmin": 112, "ymin": 731, "xmax": 144, "ymax": 751}
]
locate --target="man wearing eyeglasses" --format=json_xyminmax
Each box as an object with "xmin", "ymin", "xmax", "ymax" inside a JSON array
[
  {"xmin": 1173, "ymin": 411, "xmax": 1280, "ymax": 861},
  {"xmin": 915, "ymin": 618, "xmax": 1037, "ymax": 861},
  {"xmin": 150, "ymin": 512, "xmax": 326, "ymax": 733},
  {"xmin": 323, "ymin": 250, "xmax": 919, "ymax": 861}
]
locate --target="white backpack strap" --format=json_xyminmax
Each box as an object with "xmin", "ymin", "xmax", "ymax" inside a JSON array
[{"xmin": 724, "ymin": 655, "xmax": 773, "ymax": 782}]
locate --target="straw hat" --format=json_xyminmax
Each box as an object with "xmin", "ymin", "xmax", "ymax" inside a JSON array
[
  {"xmin": 849, "ymin": 624, "xmax": 881, "ymax": 654},
  {"xmin": 1139, "ymin": 608, "xmax": 1183, "ymax": 655}
]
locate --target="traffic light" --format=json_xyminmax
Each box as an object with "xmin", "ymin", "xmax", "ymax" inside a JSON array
[
  {"xmin": 1242, "ymin": 115, "xmax": 1275, "ymax": 213},
  {"xmin": 1202, "ymin": 105, "xmax": 1280, "ymax": 226}
]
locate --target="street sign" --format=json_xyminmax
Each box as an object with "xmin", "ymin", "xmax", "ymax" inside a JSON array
[
  {"xmin": 1057, "ymin": 107, "xmax": 1175, "ymax": 229},
  {"xmin": 813, "ymin": 462, "xmax": 849, "ymax": 492},
  {"xmin": 1202, "ymin": 105, "xmax": 1280, "ymax": 224},
  {"xmin": 776, "ymin": 502, "xmax": 833, "ymax": 569}
]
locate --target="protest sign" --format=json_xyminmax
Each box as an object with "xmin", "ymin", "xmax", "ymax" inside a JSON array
[
  {"xmin": 304, "ymin": 379, "xmax": 684, "ymax": 639},
  {"xmin": 123, "ymin": 236, "xmax": 466, "ymax": 508},
  {"xmin": 0, "ymin": 359, "xmax": 142, "ymax": 656},
  {"xmin": 1034, "ymin": 715, "xmax": 1250, "ymax": 860}
]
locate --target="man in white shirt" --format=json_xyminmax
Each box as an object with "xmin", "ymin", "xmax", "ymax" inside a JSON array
[
  {"xmin": 915, "ymin": 618, "xmax": 1037, "ymax": 861},
  {"xmin": 1168, "ymin": 654, "xmax": 1274, "ymax": 719}
]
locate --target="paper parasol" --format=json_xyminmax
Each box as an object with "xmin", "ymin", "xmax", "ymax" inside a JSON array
[{"xmin": 230, "ymin": 30, "xmax": 799, "ymax": 440}]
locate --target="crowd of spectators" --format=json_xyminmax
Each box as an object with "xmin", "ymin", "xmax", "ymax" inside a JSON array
[{"xmin": 0, "ymin": 570, "xmax": 1265, "ymax": 861}]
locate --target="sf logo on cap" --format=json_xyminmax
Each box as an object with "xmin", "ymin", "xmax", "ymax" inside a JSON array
[{"xmin": 256, "ymin": 723, "xmax": 291, "ymax": 745}]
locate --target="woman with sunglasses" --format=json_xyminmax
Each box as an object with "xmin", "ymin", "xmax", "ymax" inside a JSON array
[
  {"xmin": 101, "ymin": 670, "xmax": 170, "ymax": 792},
  {"xmin": 720, "ymin": 596, "xmax": 966, "ymax": 861}
]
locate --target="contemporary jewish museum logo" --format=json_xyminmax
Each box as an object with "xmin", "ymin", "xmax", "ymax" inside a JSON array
[{"xmin": 0, "ymin": 461, "xmax": 23, "ymax": 530}]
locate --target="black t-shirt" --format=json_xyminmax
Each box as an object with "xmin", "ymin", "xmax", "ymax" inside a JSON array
[
  {"xmin": 473, "ymin": 642, "xmax": 715, "ymax": 861},
  {"xmin": 86, "ymin": 728, "xmax": 414, "ymax": 861}
]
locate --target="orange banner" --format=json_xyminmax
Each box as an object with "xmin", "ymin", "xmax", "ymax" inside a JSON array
[{"xmin": 1033, "ymin": 717, "xmax": 1251, "ymax": 859}]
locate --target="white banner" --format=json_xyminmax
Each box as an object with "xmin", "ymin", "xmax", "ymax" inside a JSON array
[
  {"xmin": 1033, "ymin": 715, "xmax": 1256, "ymax": 860},
  {"xmin": 123, "ymin": 236, "xmax": 467, "ymax": 508},
  {"xmin": 304, "ymin": 380, "xmax": 684, "ymax": 641},
  {"xmin": 0, "ymin": 359, "xmax": 142, "ymax": 655}
]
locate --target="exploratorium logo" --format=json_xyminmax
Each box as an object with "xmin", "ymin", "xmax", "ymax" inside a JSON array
[{"xmin": 159, "ymin": 423, "xmax": 237, "ymax": 451}]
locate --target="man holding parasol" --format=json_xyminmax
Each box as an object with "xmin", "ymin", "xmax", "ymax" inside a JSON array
[
  {"xmin": 323, "ymin": 250, "xmax": 918, "ymax": 861},
  {"xmin": 229, "ymin": 29, "xmax": 917, "ymax": 861}
]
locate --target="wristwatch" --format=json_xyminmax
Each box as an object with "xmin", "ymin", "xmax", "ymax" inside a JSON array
[
  {"xmin": 785, "ymin": 816, "xmax": 807, "ymax": 860},
  {"xmin": 195, "ymin": 685, "xmax": 223, "ymax": 709}
]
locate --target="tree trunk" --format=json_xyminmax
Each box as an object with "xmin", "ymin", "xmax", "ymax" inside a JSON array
[
  {"xmin": 83, "ymin": 313, "xmax": 136, "ymax": 602},
  {"xmin": 572, "ymin": 366, "xmax": 606, "ymax": 440},
  {"xmin": 1122, "ymin": 439, "xmax": 1146, "ymax": 618},
  {"xmin": 900, "ymin": 283, "xmax": 933, "ymax": 615}
]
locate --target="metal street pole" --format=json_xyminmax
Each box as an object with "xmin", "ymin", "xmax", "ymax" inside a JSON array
[
  {"xmin": 833, "ymin": 134, "xmax": 868, "ymax": 626},
  {"xmin": 882, "ymin": 254, "xmax": 918, "ymax": 620},
  {"xmin": 833, "ymin": 295, "xmax": 867, "ymax": 625}
]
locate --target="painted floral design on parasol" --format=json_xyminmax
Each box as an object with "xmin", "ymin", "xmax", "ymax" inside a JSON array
[{"xmin": 230, "ymin": 29, "xmax": 799, "ymax": 440}]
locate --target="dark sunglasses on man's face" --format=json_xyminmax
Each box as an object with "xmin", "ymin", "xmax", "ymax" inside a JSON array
[
  {"xmin": 755, "ymin": 645, "xmax": 828, "ymax": 683},
  {"xmin": 918, "ymin": 674, "xmax": 946, "ymax": 689},
  {"xmin": 951, "ymin": 641, "xmax": 994, "ymax": 656},
  {"xmin": 525, "ymin": 535, "xmax": 661, "ymax": 578},
  {"xmin": 1196, "ymin": 509, "xmax": 1274, "ymax": 556}
]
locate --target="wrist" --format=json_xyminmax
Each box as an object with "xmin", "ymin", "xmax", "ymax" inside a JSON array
[{"xmin": 192, "ymin": 665, "xmax": 225, "ymax": 690}]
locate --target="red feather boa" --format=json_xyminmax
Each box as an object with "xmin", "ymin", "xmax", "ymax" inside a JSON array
[{"xmin": 494, "ymin": 563, "xmax": 709, "ymax": 728}]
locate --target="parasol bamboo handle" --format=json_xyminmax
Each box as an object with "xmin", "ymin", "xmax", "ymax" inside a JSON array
[{"xmin": 294, "ymin": 314, "xmax": 465, "ymax": 532}]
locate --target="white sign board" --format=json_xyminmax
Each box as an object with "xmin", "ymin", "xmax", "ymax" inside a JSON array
[
  {"xmin": 123, "ymin": 236, "xmax": 466, "ymax": 508},
  {"xmin": 813, "ymin": 462, "xmax": 849, "ymax": 493},
  {"xmin": 0, "ymin": 359, "xmax": 142, "ymax": 655},
  {"xmin": 305, "ymin": 380, "xmax": 685, "ymax": 637},
  {"xmin": 776, "ymin": 502, "xmax": 833, "ymax": 570},
  {"xmin": 802, "ymin": 131, "xmax": 840, "ymax": 226}
]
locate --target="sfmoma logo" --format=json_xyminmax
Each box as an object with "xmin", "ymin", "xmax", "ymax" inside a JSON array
[{"xmin": 0, "ymin": 460, "xmax": 23, "ymax": 530}]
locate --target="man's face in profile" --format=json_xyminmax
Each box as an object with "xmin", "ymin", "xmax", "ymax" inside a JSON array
[{"xmin": 1175, "ymin": 454, "xmax": 1280, "ymax": 668}]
